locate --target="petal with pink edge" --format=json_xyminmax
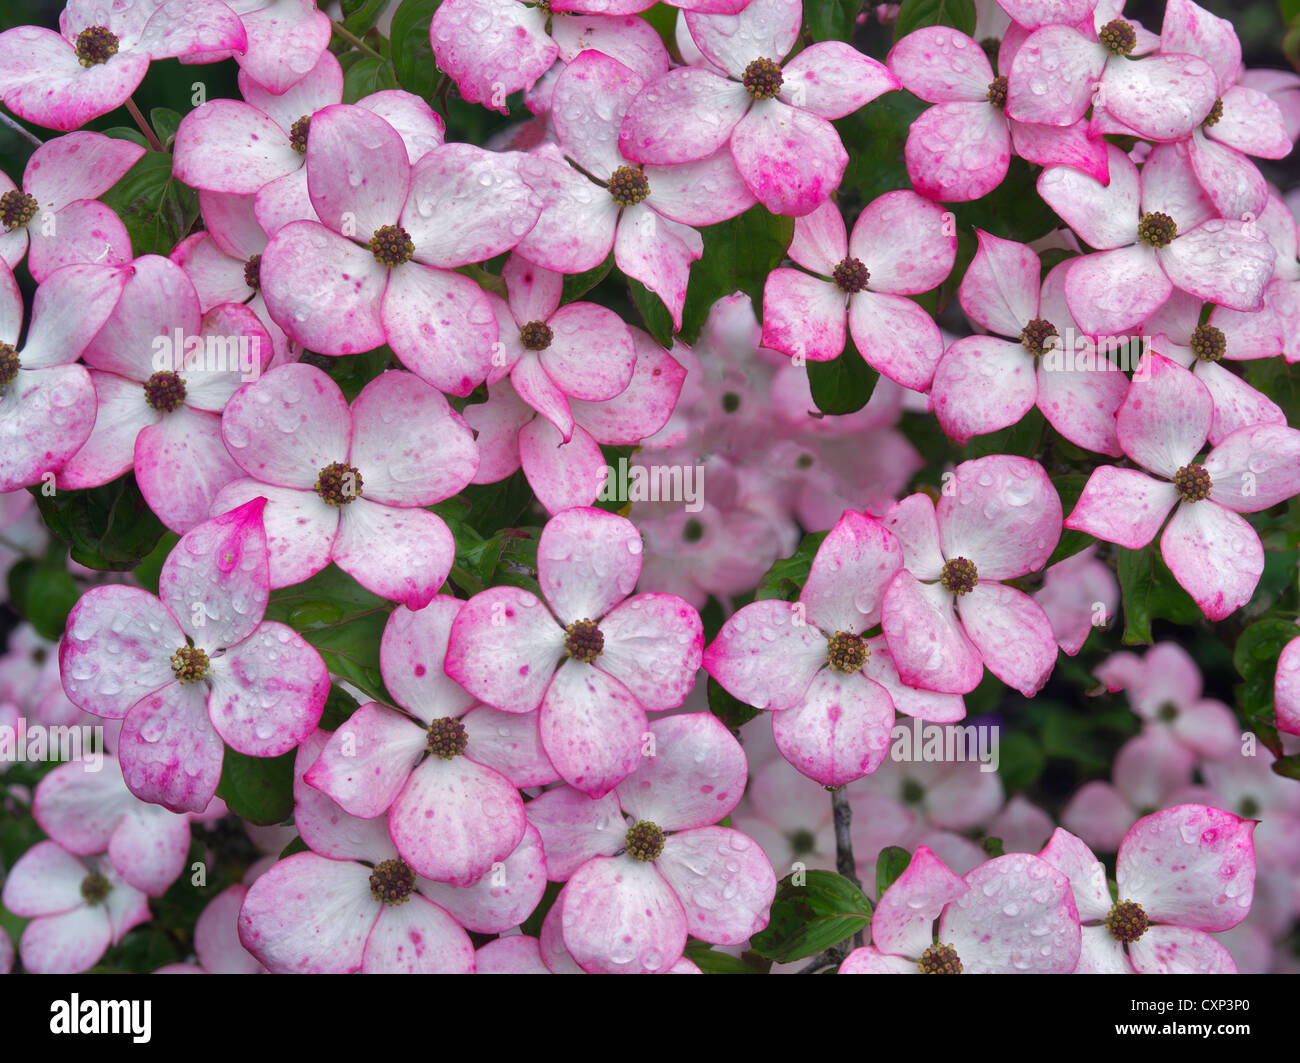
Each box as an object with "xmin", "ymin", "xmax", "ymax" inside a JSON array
[
  {"xmin": 1064, "ymin": 466, "xmax": 1178, "ymax": 549},
  {"xmin": 118, "ymin": 680, "xmax": 224, "ymax": 814},
  {"xmin": 656, "ymin": 827, "xmax": 776, "ymax": 944},
  {"xmin": 562, "ymin": 855, "xmax": 686, "ymax": 974},
  {"xmin": 598, "ymin": 593, "xmax": 702, "ymax": 711},
  {"xmin": 701, "ymin": 598, "xmax": 827, "ymax": 711},
  {"xmin": 957, "ymin": 582, "xmax": 1058, "ymax": 698},
  {"xmin": 871, "ymin": 844, "xmax": 967, "ymax": 959},
  {"xmin": 540, "ymin": 661, "xmax": 646, "ymax": 798},
  {"xmin": 772, "ymin": 669, "xmax": 895, "ymax": 786},
  {"xmin": 617, "ymin": 713, "xmax": 748, "ymax": 831},
  {"xmin": 1160, "ymin": 500, "xmax": 1263, "ymax": 621},
  {"xmin": 332, "ymin": 499, "xmax": 456, "ymax": 610},
  {"xmin": 880, "ymin": 572, "xmax": 983, "ymax": 695},
  {"xmin": 730, "ymin": 98, "xmax": 847, "ymax": 217}
]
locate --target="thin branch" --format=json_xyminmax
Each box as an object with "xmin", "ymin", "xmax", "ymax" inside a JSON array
[
  {"xmin": 332, "ymin": 20, "xmax": 384, "ymax": 59},
  {"xmin": 830, "ymin": 784, "xmax": 866, "ymax": 950},
  {"xmin": 0, "ymin": 111, "xmax": 43, "ymax": 148},
  {"xmin": 124, "ymin": 97, "xmax": 162, "ymax": 152}
]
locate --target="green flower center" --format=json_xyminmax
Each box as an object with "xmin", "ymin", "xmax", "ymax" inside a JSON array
[
  {"xmin": 1157, "ymin": 702, "xmax": 1179, "ymax": 723},
  {"xmin": 1239, "ymin": 796, "xmax": 1260, "ymax": 818},
  {"xmin": 144, "ymin": 370, "xmax": 187, "ymax": 413},
  {"xmin": 0, "ymin": 343, "xmax": 19, "ymax": 393},
  {"xmin": 520, "ymin": 320, "xmax": 553, "ymax": 351},
  {"xmin": 742, "ymin": 57, "xmax": 783, "ymax": 100},
  {"xmin": 1203, "ymin": 97, "xmax": 1224, "ymax": 128},
  {"xmin": 290, "ymin": 115, "xmax": 311, "ymax": 154},
  {"xmin": 564, "ymin": 618, "xmax": 604, "ymax": 663},
  {"xmin": 788, "ymin": 828, "xmax": 816, "ymax": 856},
  {"xmin": 1098, "ymin": 18, "xmax": 1136, "ymax": 56},
  {"xmin": 624, "ymin": 820, "xmax": 665, "ymax": 862},
  {"xmin": 1190, "ymin": 323, "xmax": 1225, "ymax": 362},
  {"xmin": 426, "ymin": 716, "xmax": 469, "ymax": 759},
  {"xmin": 608, "ymin": 165, "xmax": 649, "ymax": 208},
  {"xmin": 1172, "ymin": 463, "xmax": 1211, "ymax": 502},
  {"xmin": 75, "ymin": 26, "xmax": 119, "ymax": 67},
  {"xmin": 1105, "ymin": 899, "xmax": 1148, "ymax": 944},
  {"xmin": 826, "ymin": 630, "xmax": 868, "ymax": 673},
  {"xmin": 1020, "ymin": 317, "xmax": 1058, "ymax": 356},
  {"xmin": 940, "ymin": 557, "xmax": 978, "ymax": 595},
  {"xmin": 721, "ymin": 391, "xmax": 741, "ymax": 413},
  {"xmin": 244, "ymin": 254, "xmax": 262, "ymax": 292},
  {"xmin": 315, "ymin": 461, "xmax": 363, "ymax": 505},
  {"xmin": 986, "ymin": 75, "xmax": 1008, "ymax": 110},
  {"xmin": 832, "ymin": 256, "xmax": 870, "ymax": 293},
  {"xmin": 170, "ymin": 645, "xmax": 210, "ymax": 684},
  {"xmin": 80, "ymin": 871, "xmax": 112, "ymax": 905},
  {"xmin": 901, "ymin": 778, "xmax": 926, "ymax": 805},
  {"xmin": 1138, "ymin": 211, "xmax": 1177, "ymax": 248},
  {"xmin": 369, "ymin": 224, "xmax": 414, "ymax": 266},
  {"xmin": 369, "ymin": 857, "xmax": 416, "ymax": 905},
  {"xmin": 0, "ymin": 189, "xmax": 37, "ymax": 231},
  {"xmin": 918, "ymin": 942, "xmax": 963, "ymax": 974},
  {"xmin": 682, "ymin": 517, "xmax": 704, "ymax": 543}
]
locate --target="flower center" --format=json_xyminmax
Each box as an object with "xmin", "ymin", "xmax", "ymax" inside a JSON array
[
  {"xmin": 901, "ymin": 778, "xmax": 925, "ymax": 805},
  {"xmin": 918, "ymin": 942, "xmax": 962, "ymax": 974},
  {"xmin": 1239, "ymin": 796, "xmax": 1260, "ymax": 818},
  {"xmin": 826, "ymin": 630, "xmax": 868, "ymax": 673},
  {"xmin": 1202, "ymin": 97, "xmax": 1223, "ymax": 128},
  {"xmin": 832, "ymin": 256, "xmax": 870, "ymax": 293},
  {"xmin": 0, "ymin": 343, "xmax": 19, "ymax": 393},
  {"xmin": 564, "ymin": 618, "xmax": 604, "ymax": 663},
  {"xmin": 520, "ymin": 320, "xmax": 553, "ymax": 350},
  {"xmin": 1172, "ymin": 463, "xmax": 1211, "ymax": 502},
  {"xmin": 80, "ymin": 871, "xmax": 112, "ymax": 905},
  {"xmin": 369, "ymin": 224, "xmax": 414, "ymax": 266},
  {"xmin": 0, "ymin": 189, "xmax": 37, "ymax": 231},
  {"xmin": 426, "ymin": 716, "xmax": 469, "ymax": 759},
  {"xmin": 1098, "ymin": 18, "xmax": 1136, "ymax": 56},
  {"xmin": 1105, "ymin": 899, "xmax": 1148, "ymax": 944},
  {"xmin": 75, "ymin": 25, "xmax": 119, "ymax": 66},
  {"xmin": 1190, "ymin": 323, "xmax": 1225, "ymax": 362},
  {"xmin": 290, "ymin": 115, "xmax": 311, "ymax": 154},
  {"xmin": 1157, "ymin": 702, "xmax": 1179, "ymax": 723},
  {"xmin": 682, "ymin": 517, "xmax": 704, "ymax": 543},
  {"xmin": 742, "ymin": 57, "xmax": 783, "ymax": 100},
  {"xmin": 170, "ymin": 645, "xmax": 210, "ymax": 683},
  {"xmin": 721, "ymin": 390, "xmax": 741, "ymax": 413},
  {"xmin": 1137, "ymin": 211, "xmax": 1177, "ymax": 248},
  {"xmin": 244, "ymin": 254, "xmax": 262, "ymax": 292},
  {"xmin": 624, "ymin": 820, "xmax": 665, "ymax": 862},
  {"xmin": 986, "ymin": 75, "xmax": 1008, "ymax": 110},
  {"xmin": 608, "ymin": 165, "xmax": 649, "ymax": 208},
  {"xmin": 1019, "ymin": 317, "xmax": 1058, "ymax": 356},
  {"xmin": 369, "ymin": 857, "xmax": 416, "ymax": 905},
  {"xmin": 940, "ymin": 557, "xmax": 978, "ymax": 595},
  {"xmin": 144, "ymin": 370, "xmax": 187, "ymax": 413},
  {"xmin": 315, "ymin": 461, "xmax": 363, "ymax": 505}
]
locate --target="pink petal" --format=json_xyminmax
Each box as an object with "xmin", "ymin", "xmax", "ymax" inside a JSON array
[
  {"xmin": 417, "ymin": 823, "xmax": 547, "ymax": 933},
  {"xmin": 538, "ymin": 506, "xmax": 641, "ymax": 623},
  {"xmin": 1063, "ymin": 245, "xmax": 1171, "ymax": 337},
  {"xmin": 847, "ymin": 289, "xmax": 944, "ymax": 390},
  {"xmin": 760, "ymin": 269, "xmax": 846, "ymax": 363},
  {"xmin": 445, "ymin": 586, "xmax": 566, "ymax": 713},
  {"xmin": 880, "ymin": 572, "xmax": 983, "ymax": 695},
  {"xmin": 561, "ymin": 855, "xmax": 686, "ymax": 973},
  {"xmin": 701, "ymin": 599, "xmax": 827, "ymax": 711},
  {"xmin": 118, "ymin": 681, "xmax": 224, "ymax": 814},
  {"xmin": 1064, "ymin": 466, "xmax": 1177, "ymax": 549},
  {"xmin": 332, "ymin": 499, "xmax": 455, "ymax": 609},
  {"xmin": 1129, "ymin": 924, "xmax": 1236, "ymax": 973},
  {"xmin": 540, "ymin": 661, "xmax": 646, "ymax": 797},
  {"xmin": 1160, "ymin": 500, "xmax": 1263, "ymax": 621},
  {"xmin": 730, "ymin": 98, "xmax": 847, "ymax": 217},
  {"xmin": 886, "ymin": 26, "xmax": 992, "ymax": 103},
  {"xmin": 781, "ymin": 41, "xmax": 898, "ymax": 118},
  {"xmin": 931, "ymin": 336, "xmax": 1036, "ymax": 444},
  {"xmin": 938, "ymin": 455, "xmax": 1061, "ymax": 579},
  {"xmin": 1037, "ymin": 144, "xmax": 1139, "ymax": 250},
  {"xmin": 772, "ymin": 669, "xmax": 894, "ymax": 785},
  {"xmin": 1100, "ymin": 53, "xmax": 1218, "ymax": 142},
  {"xmin": 957, "ymin": 230, "xmax": 1039, "ymax": 337},
  {"xmin": 1005, "ymin": 26, "xmax": 1104, "ymax": 127},
  {"xmin": 956, "ymin": 582, "xmax": 1058, "ymax": 698},
  {"xmin": 1115, "ymin": 352, "xmax": 1211, "ymax": 476},
  {"xmin": 871, "ymin": 844, "xmax": 967, "ymax": 959},
  {"xmin": 173, "ymin": 101, "xmax": 299, "ymax": 194},
  {"xmin": 361, "ymin": 893, "xmax": 474, "ymax": 973},
  {"xmin": 903, "ymin": 100, "xmax": 1009, "ymax": 202},
  {"xmin": 302, "ymin": 702, "xmax": 424, "ymax": 818},
  {"xmin": 305, "ymin": 105, "xmax": 411, "ymax": 239},
  {"xmin": 656, "ymin": 826, "xmax": 776, "ymax": 943},
  {"xmin": 617, "ymin": 67, "xmax": 748, "ymax": 165},
  {"xmin": 525, "ymin": 786, "xmax": 626, "ymax": 880}
]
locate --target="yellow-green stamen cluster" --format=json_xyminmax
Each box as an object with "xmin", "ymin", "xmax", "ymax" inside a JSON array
[
  {"xmin": 315, "ymin": 461, "xmax": 363, "ymax": 505},
  {"xmin": 369, "ymin": 225, "xmax": 414, "ymax": 266},
  {"xmin": 564, "ymin": 618, "xmax": 604, "ymax": 663},
  {"xmin": 1105, "ymin": 899, "xmax": 1148, "ymax": 944},
  {"xmin": 1098, "ymin": 19, "xmax": 1136, "ymax": 56},
  {"xmin": 0, "ymin": 343, "xmax": 19, "ymax": 393},
  {"xmin": 941, "ymin": 557, "xmax": 978, "ymax": 596},
  {"xmin": 0, "ymin": 189, "xmax": 37, "ymax": 231},
  {"xmin": 918, "ymin": 942, "xmax": 962, "ymax": 974},
  {"xmin": 369, "ymin": 858, "xmax": 416, "ymax": 905},
  {"xmin": 1190, "ymin": 323, "xmax": 1226, "ymax": 362},
  {"xmin": 170, "ymin": 645, "xmax": 210, "ymax": 684},
  {"xmin": 608, "ymin": 165, "xmax": 649, "ymax": 207},
  {"xmin": 426, "ymin": 716, "xmax": 469, "ymax": 759},
  {"xmin": 742, "ymin": 57, "xmax": 783, "ymax": 100},
  {"xmin": 624, "ymin": 820, "xmax": 665, "ymax": 862},
  {"xmin": 290, "ymin": 115, "xmax": 311, "ymax": 154},
  {"xmin": 832, "ymin": 257, "xmax": 870, "ymax": 293},
  {"xmin": 144, "ymin": 370, "xmax": 187, "ymax": 413},
  {"xmin": 75, "ymin": 26, "xmax": 119, "ymax": 66},
  {"xmin": 520, "ymin": 320, "xmax": 553, "ymax": 350},
  {"xmin": 80, "ymin": 871, "xmax": 112, "ymax": 905},
  {"xmin": 1020, "ymin": 317, "xmax": 1058, "ymax": 356},
  {"xmin": 1138, "ymin": 211, "xmax": 1177, "ymax": 248},
  {"xmin": 986, "ymin": 76, "xmax": 1009, "ymax": 110},
  {"xmin": 244, "ymin": 254, "xmax": 262, "ymax": 292},
  {"xmin": 826, "ymin": 631, "xmax": 868, "ymax": 673},
  {"xmin": 1172, "ymin": 463, "xmax": 1211, "ymax": 502},
  {"xmin": 1202, "ymin": 97, "xmax": 1224, "ymax": 128}
]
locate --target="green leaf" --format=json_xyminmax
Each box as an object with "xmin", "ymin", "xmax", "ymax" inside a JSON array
[
  {"xmin": 996, "ymin": 732, "xmax": 1045, "ymax": 793},
  {"xmin": 627, "ymin": 277, "xmax": 675, "ymax": 348},
  {"xmin": 806, "ymin": 335, "xmax": 880, "ymax": 415},
  {"xmin": 954, "ymin": 157, "xmax": 1060, "ymax": 243},
  {"xmin": 679, "ymin": 205, "xmax": 794, "ymax": 343},
  {"xmin": 894, "ymin": 0, "xmax": 977, "ymax": 40},
  {"xmin": 1273, "ymin": 753, "xmax": 1300, "ymax": 782},
  {"xmin": 101, "ymin": 151, "xmax": 199, "ymax": 258},
  {"xmin": 341, "ymin": 54, "xmax": 399, "ymax": 103},
  {"xmin": 7, "ymin": 560, "xmax": 79, "ymax": 641},
  {"xmin": 837, "ymin": 92, "xmax": 928, "ymax": 205},
  {"xmin": 320, "ymin": 685, "xmax": 361, "ymax": 731},
  {"xmin": 148, "ymin": 106, "xmax": 184, "ymax": 149},
  {"xmin": 264, "ymin": 566, "xmax": 394, "ymax": 702},
  {"xmin": 302, "ymin": 349, "xmax": 392, "ymax": 400},
  {"xmin": 1233, "ymin": 616, "xmax": 1298, "ymax": 757},
  {"xmin": 560, "ymin": 252, "xmax": 615, "ymax": 304},
  {"xmin": 1045, "ymin": 474, "xmax": 1092, "ymax": 565},
  {"xmin": 683, "ymin": 943, "xmax": 772, "ymax": 974},
  {"xmin": 132, "ymin": 532, "xmax": 181, "ymax": 596},
  {"xmin": 33, "ymin": 475, "xmax": 169, "ymax": 571},
  {"xmin": 216, "ymin": 747, "xmax": 295, "ymax": 825},
  {"xmin": 390, "ymin": 0, "xmax": 440, "ymax": 100},
  {"xmin": 754, "ymin": 530, "xmax": 829, "ymax": 601},
  {"xmin": 874, "ymin": 846, "xmax": 911, "ymax": 900},
  {"xmin": 342, "ymin": 0, "xmax": 391, "ymax": 33},
  {"xmin": 806, "ymin": 0, "xmax": 861, "ymax": 41},
  {"xmin": 707, "ymin": 675, "xmax": 761, "ymax": 731},
  {"xmin": 962, "ymin": 404, "xmax": 1045, "ymax": 459},
  {"xmin": 749, "ymin": 870, "xmax": 872, "ymax": 963}
]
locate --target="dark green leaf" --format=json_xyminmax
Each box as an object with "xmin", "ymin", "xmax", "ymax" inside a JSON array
[
  {"xmin": 807, "ymin": 0, "xmax": 861, "ymax": 41},
  {"xmin": 874, "ymin": 845, "xmax": 911, "ymax": 899},
  {"xmin": 894, "ymin": 0, "xmax": 977, "ymax": 40},
  {"xmin": 320, "ymin": 685, "xmax": 361, "ymax": 731},
  {"xmin": 390, "ymin": 0, "xmax": 440, "ymax": 100},
  {"xmin": 148, "ymin": 106, "xmax": 184, "ymax": 149},
  {"xmin": 216, "ymin": 747, "xmax": 295, "ymax": 825},
  {"xmin": 132, "ymin": 532, "xmax": 180, "ymax": 596},
  {"xmin": 33, "ymin": 475, "xmax": 169, "ymax": 571},
  {"xmin": 806, "ymin": 335, "xmax": 879, "ymax": 415},
  {"xmin": 680, "ymin": 205, "xmax": 794, "ymax": 343},
  {"xmin": 342, "ymin": 0, "xmax": 391, "ymax": 34},
  {"xmin": 954, "ymin": 157, "xmax": 1060, "ymax": 243},
  {"xmin": 561, "ymin": 252, "xmax": 615, "ymax": 304},
  {"xmin": 628, "ymin": 277, "xmax": 675, "ymax": 348},
  {"xmin": 707, "ymin": 675, "xmax": 761, "ymax": 731},
  {"xmin": 7, "ymin": 560, "xmax": 79, "ymax": 641},
  {"xmin": 683, "ymin": 943, "xmax": 772, "ymax": 973},
  {"xmin": 754, "ymin": 530, "xmax": 829, "ymax": 601},
  {"xmin": 995, "ymin": 731, "xmax": 1045, "ymax": 793},
  {"xmin": 264, "ymin": 566, "xmax": 393, "ymax": 701},
  {"xmin": 836, "ymin": 92, "xmax": 928, "ymax": 206},
  {"xmin": 749, "ymin": 869, "xmax": 872, "ymax": 963},
  {"xmin": 101, "ymin": 151, "xmax": 199, "ymax": 258},
  {"xmin": 1045, "ymin": 474, "xmax": 1093, "ymax": 565},
  {"xmin": 341, "ymin": 55, "xmax": 399, "ymax": 103}
]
